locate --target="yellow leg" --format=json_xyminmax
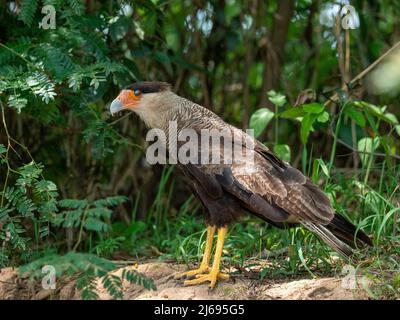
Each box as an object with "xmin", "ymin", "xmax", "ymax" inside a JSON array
[
  {"xmin": 184, "ymin": 226, "xmax": 229, "ymax": 289},
  {"xmin": 175, "ymin": 226, "xmax": 216, "ymax": 279}
]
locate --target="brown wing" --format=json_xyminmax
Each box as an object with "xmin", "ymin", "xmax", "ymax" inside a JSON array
[
  {"xmin": 229, "ymin": 141, "xmax": 335, "ymax": 225},
  {"xmin": 178, "ymin": 121, "xmax": 334, "ymax": 225}
]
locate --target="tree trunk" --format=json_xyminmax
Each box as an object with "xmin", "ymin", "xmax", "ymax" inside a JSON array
[{"xmin": 259, "ymin": 0, "xmax": 295, "ymax": 108}]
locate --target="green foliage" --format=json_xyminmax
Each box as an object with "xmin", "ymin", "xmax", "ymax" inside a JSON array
[
  {"xmin": 273, "ymin": 144, "xmax": 291, "ymax": 162},
  {"xmin": 0, "ymin": 0, "xmax": 132, "ymax": 159},
  {"xmin": 0, "ymin": 146, "xmax": 128, "ymax": 260},
  {"xmin": 77, "ymin": 273, "xmax": 99, "ymax": 300},
  {"xmin": 267, "ymin": 90, "xmax": 287, "ymax": 107},
  {"xmin": 0, "ymin": 132, "xmax": 153, "ymax": 297},
  {"xmin": 358, "ymin": 137, "xmax": 380, "ymax": 166},
  {"xmin": 54, "ymin": 196, "xmax": 126, "ymax": 234},
  {"xmin": 94, "ymin": 236, "xmax": 125, "ymax": 257},
  {"xmin": 0, "ymin": 161, "xmax": 58, "ymax": 262},
  {"xmin": 280, "ymin": 102, "xmax": 329, "ymax": 144},
  {"xmin": 249, "ymin": 108, "xmax": 274, "ymax": 138},
  {"xmin": 344, "ymin": 105, "xmax": 366, "ymax": 127},
  {"xmin": 18, "ymin": 0, "xmax": 39, "ymax": 26},
  {"xmin": 19, "ymin": 252, "xmax": 156, "ymax": 299}
]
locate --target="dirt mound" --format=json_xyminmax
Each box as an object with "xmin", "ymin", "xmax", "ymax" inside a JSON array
[{"xmin": 0, "ymin": 261, "xmax": 369, "ymax": 300}]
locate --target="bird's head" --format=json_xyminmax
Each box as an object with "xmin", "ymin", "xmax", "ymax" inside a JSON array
[{"xmin": 110, "ymin": 81, "xmax": 174, "ymax": 126}]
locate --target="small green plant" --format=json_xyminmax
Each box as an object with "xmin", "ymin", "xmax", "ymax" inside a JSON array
[
  {"xmin": 280, "ymin": 102, "xmax": 329, "ymax": 144},
  {"xmin": 19, "ymin": 252, "xmax": 156, "ymax": 300},
  {"xmin": 54, "ymin": 196, "xmax": 127, "ymax": 251},
  {"xmin": 0, "ymin": 160, "xmax": 58, "ymax": 266}
]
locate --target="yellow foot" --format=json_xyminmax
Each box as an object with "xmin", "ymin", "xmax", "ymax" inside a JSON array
[
  {"xmin": 184, "ymin": 271, "xmax": 230, "ymax": 289},
  {"xmin": 174, "ymin": 266, "xmax": 210, "ymax": 279}
]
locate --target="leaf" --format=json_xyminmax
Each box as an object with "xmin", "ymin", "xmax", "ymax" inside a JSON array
[
  {"xmin": 383, "ymin": 112, "xmax": 399, "ymax": 125},
  {"xmin": 267, "ymin": 90, "xmax": 286, "ymax": 107},
  {"xmin": 354, "ymin": 101, "xmax": 393, "ymax": 124},
  {"xmin": 122, "ymin": 269, "xmax": 156, "ymax": 290},
  {"xmin": 249, "ymin": 108, "xmax": 275, "ymax": 138},
  {"xmin": 352, "ymin": 101, "xmax": 398, "ymax": 125},
  {"xmin": 101, "ymin": 274, "xmax": 123, "ymax": 299},
  {"xmin": 87, "ymin": 207, "xmax": 112, "ymax": 219},
  {"xmin": 129, "ymin": 221, "xmax": 147, "ymax": 234},
  {"xmin": 302, "ymin": 103, "xmax": 325, "ymax": 114},
  {"xmin": 26, "ymin": 72, "xmax": 56, "ymax": 103},
  {"xmin": 0, "ymin": 144, "xmax": 6, "ymax": 154},
  {"xmin": 260, "ymin": 267, "xmax": 270, "ymax": 280},
  {"xmin": 68, "ymin": 0, "xmax": 85, "ymax": 15},
  {"xmin": 364, "ymin": 111, "xmax": 379, "ymax": 134},
  {"xmin": 58, "ymin": 199, "xmax": 88, "ymax": 209},
  {"xmin": 18, "ymin": 0, "xmax": 39, "ymax": 26},
  {"xmin": 317, "ymin": 111, "xmax": 329, "ymax": 123},
  {"xmin": 316, "ymin": 158, "xmax": 330, "ymax": 178},
  {"xmin": 280, "ymin": 107, "xmax": 305, "ymax": 119},
  {"xmin": 153, "ymin": 51, "xmax": 171, "ymax": 64},
  {"xmin": 94, "ymin": 196, "xmax": 127, "ymax": 207},
  {"xmin": 35, "ymin": 180, "xmax": 57, "ymax": 192},
  {"xmin": 395, "ymin": 125, "xmax": 400, "ymax": 136},
  {"xmin": 345, "ymin": 107, "xmax": 366, "ymax": 127},
  {"xmin": 8, "ymin": 94, "xmax": 28, "ymax": 113},
  {"xmin": 84, "ymin": 217, "xmax": 108, "ymax": 232},
  {"xmin": 77, "ymin": 274, "xmax": 99, "ymax": 300},
  {"xmin": 109, "ymin": 16, "xmax": 130, "ymax": 42},
  {"xmin": 273, "ymin": 144, "xmax": 291, "ymax": 162},
  {"xmin": 300, "ymin": 113, "xmax": 316, "ymax": 144},
  {"xmin": 358, "ymin": 137, "xmax": 380, "ymax": 167}
]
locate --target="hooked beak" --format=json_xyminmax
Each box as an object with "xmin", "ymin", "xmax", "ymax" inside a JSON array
[{"xmin": 110, "ymin": 98, "xmax": 123, "ymax": 116}]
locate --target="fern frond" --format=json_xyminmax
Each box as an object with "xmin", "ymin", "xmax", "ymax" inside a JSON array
[
  {"xmin": 101, "ymin": 274, "xmax": 123, "ymax": 299},
  {"xmin": 94, "ymin": 196, "xmax": 128, "ymax": 208},
  {"xmin": 26, "ymin": 72, "xmax": 57, "ymax": 103},
  {"xmin": 8, "ymin": 94, "xmax": 28, "ymax": 113},
  {"xmin": 84, "ymin": 217, "xmax": 109, "ymax": 232},
  {"xmin": 18, "ymin": 0, "xmax": 39, "ymax": 26},
  {"xmin": 33, "ymin": 44, "xmax": 75, "ymax": 82},
  {"xmin": 67, "ymin": 0, "xmax": 85, "ymax": 16},
  {"xmin": 58, "ymin": 199, "xmax": 87, "ymax": 209},
  {"xmin": 122, "ymin": 269, "xmax": 156, "ymax": 290},
  {"xmin": 77, "ymin": 273, "xmax": 99, "ymax": 300}
]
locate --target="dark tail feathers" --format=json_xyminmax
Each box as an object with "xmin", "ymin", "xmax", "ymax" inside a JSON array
[{"xmin": 327, "ymin": 214, "xmax": 373, "ymax": 248}]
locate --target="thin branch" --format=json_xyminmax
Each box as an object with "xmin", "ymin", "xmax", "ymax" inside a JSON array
[
  {"xmin": 325, "ymin": 40, "xmax": 400, "ymax": 107},
  {"xmin": 335, "ymin": 136, "xmax": 400, "ymax": 160},
  {"xmin": 108, "ymin": 111, "xmax": 134, "ymax": 125},
  {"xmin": 0, "ymin": 42, "xmax": 38, "ymax": 70},
  {"xmin": 327, "ymin": 121, "xmax": 400, "ymax": 160},
  {"xmin": 1, "ymin": 101, "xmax": 11, "ymax": 207}
]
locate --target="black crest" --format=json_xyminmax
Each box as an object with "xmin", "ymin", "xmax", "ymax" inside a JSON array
[{"xmin": 125, "ymin": 81, "xmax": 171, "ymax": 94}]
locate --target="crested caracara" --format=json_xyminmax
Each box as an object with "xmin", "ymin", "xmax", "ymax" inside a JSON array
[{"xmin": 110, "ymin": 81, "xmax": 372, "ymax": 289}]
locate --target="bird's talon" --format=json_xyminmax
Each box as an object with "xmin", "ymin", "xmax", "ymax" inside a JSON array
[
  {"xmin": 174, "ymin": 266, "xmax": 210, "ymax": 279},
  {"xmin": 184, "ymin": 271, "xmax": 229, "ymax": 289},
  {"xmin": 195, "ymin": 272, "xmax": 229, "ymax": 280},
  {"xmin": 194, "ymin": 273, "xmax": 206, "ymax": 279},
  {"xmin": 218, "ymin": 272, "xmax": 230, "ymax": 280}
]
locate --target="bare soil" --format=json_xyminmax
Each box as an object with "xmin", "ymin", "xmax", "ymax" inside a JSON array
[{"xmin": 0, "ymin": 260, "xmax": 369, "ymax": 300}]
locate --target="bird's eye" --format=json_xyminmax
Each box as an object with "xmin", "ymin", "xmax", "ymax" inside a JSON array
[{"xmin": 134, "ymin": 89, "xmax": 141, "ymax": 97}]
